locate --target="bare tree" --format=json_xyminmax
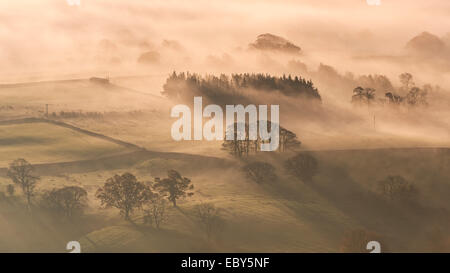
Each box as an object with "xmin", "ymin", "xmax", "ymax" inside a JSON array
[
  {"xmin": 153, "ymin": 170, "xmax": 194, "ymax": 207},
  {"xmin": 284, "ymin": 153, "xmax": 318, "ymax": 182},
  {"xmin": 96, "ymin": 173, "xmax": 153, "ymax": 220},
  {"xmin": 242, "ymin": 162, "xmax": 277, "ymax": 184},
  {"xmin": 193, "ymin": 203, "xmax": 224, "ymax": 241},
  {"xmin": 143, "ymin": 194, "xmax": 168, "ymax": 229},
  {"xmin": 41, "ymin": 186, "xmax": 88, "ymax": 219},
  {"xmin": 7, "ymin": 158, "xmax": 39, "ymax": 209}
]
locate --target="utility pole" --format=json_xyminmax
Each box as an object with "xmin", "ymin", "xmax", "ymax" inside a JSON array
[
  {"xmin": 373, "ymin": 114, "xmax": 376, "ymax": 130},
  {"xmin": 45, "ymin": 104, "xmax": 48, "ymax": 118}
]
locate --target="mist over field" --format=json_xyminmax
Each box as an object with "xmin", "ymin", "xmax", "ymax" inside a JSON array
[{"xmin": 0, "ymin": 0, "xmax": 449, "ymax": 253}]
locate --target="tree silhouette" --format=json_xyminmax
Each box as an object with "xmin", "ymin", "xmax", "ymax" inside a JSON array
[
  {"xmin": 351, "ymin": 86, "xmax": 376, "ymax": 107},
  {"xmin": 378, "ymin": 175, "xmax": 418, "ymax": 202},
  {"xmin": 193, "ymin": 203, "xmax": 224, "ymax": 242},
  {"xmin": 153, "ymin": 170, "xmax": 194, "ymax": 207},
  {"xmin": 242, "ymin": 162, "xmax": 277, "ymax": 184},
  {"xmin": 7, "ymin": 158, "xmax": 39, "ymax": 209},
  {"xmin": 42, "ymin": 186, "xmax": 88, "ymax": 219},
  {"xmin": 385, "ymin": 92, "xmax": 404, "ymax": 105},
  {"xmin": 284, "ymin": 153, "xmax": 318, "ymax": 182},
  {"xmin": 406, "ymin": 87, "xmax": 428, "ymax": 106},
  {"xmin": 96, "ymin": 173, "xmax": 152, "ymax": 220},
  {"xmin": 222, "ymin": 121, "xmax": 301, "ymax": 157},
  {"xmin": 351, "ymin": 87, "xmax": 365, "ymax": 105},
  {"xmin": 279, "ymin": 127, "xmax": 302, "ymax": 152},
  {"xmin": 143, "ymin": 194, "xmax": 168, "ymax": 229},
  {"xmin": 399, "ymin": 73, "xmax": 414, "ymax": 92}
]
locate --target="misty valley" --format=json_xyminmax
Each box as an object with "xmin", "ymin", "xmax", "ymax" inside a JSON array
[{"xmin": 0, "ymin": 0, "xmax": 449, "ymax": 254}]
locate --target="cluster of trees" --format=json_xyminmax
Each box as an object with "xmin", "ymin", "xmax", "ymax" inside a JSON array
[
  {"xmin": 351, "ymin": 73, "xmax": 430, "ymax": 108},
  {"xmin": 357, "ymin": 74, "xmax": 394, "ymax": 94},
  {"xmin": 6, "ymin": 158, "xmax": 88, "ymax": 218},
  {"xmin": 351, "ymin": 87, "xmax": 376, "ymax": 107},
  {"xmin": 241, "ymin": 152, "xmax": 319, "ymax": 184},
  {"xmin": 241, "ymin": 154, "xmax": 419, "ymax": 205},
  {"xmin": 162, "ymin": 72, "xmax": 321, "ymax": 105},
  {"xmin": 377, "ymin": 175, "xmax": 418, "ymax": 202},
  {"xmin": 96, "ymin": 170, "xmax": 194, "ymax": 224},
  {"xmin": 3, "ymin": 158, "xmax": 227, "ymax": 242},
  {"xmin": 4, "ymin": 159, "xmax": 194, "ymax": 228},
  {"xmin": 41, "ymin": 186, "xmax": 88, "ymax": 218},
  {"xmin": 387, "ymin": 73, "xmax": 429, "ymax": 106},
  {"xmin": 222, "ymin": 122, "xmax": 301, "ymax": 157}
]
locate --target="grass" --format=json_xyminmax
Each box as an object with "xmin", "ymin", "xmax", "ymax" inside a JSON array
[
  {"xmin": 0, "ymin": 77, "xmax": 448, "ymax": 252},
  {"xmin": 0, "ymin": 79, "xmax": 165, "ymax": 112},
  {"xmin": 0, "ymin": 122, "xmax": 130, "ymax": 167},
  {"xmin": 0, "ymin": 144, "xmax": 449, "ymax": 252},
  {"xmin": 0, "ymin": 122, "xmax": 448, "ymax": 252}
]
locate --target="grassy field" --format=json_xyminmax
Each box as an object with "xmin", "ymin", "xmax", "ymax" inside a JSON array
[
  {"xmin": 0, "ymin": 78, "xmax": 449, "ymax": 253},
  {"xmin": 0, "ymin": 122, "xmax": 131, "ymax": 167},
  {"xmin": 0, "ymin": 79, "xmax": 168, "ymax": 120},
  {"xmin": 1, "ymin": 147, "xmax": 445, "ymax": 252}
]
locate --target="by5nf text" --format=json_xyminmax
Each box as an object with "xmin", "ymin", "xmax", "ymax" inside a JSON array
[{"xmin": 225, "ymin": 257, "xmax": 269, "ymax": 268}]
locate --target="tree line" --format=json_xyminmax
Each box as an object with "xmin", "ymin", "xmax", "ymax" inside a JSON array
[
  {"xmin": 351, "ymin": 73, "xmax": 431, "ymax": 107},
  {"xmin": 222, "ymin": 121, "xmax": 301, "ymax": 157},
  {"xmin": 162, "ymin": 72, "xmax": 321, "ymax": 105}
]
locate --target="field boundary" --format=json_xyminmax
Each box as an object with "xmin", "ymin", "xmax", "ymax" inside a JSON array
[
  {"xmin": 0, "ymin": 149, "xmax": 231, "ymax": 176},
  {"xmin": 0, "ymin": 117, "xmax": 232, "ymax": 176},
  {"xmin": 0, "ymin": 117, "xmax": 142, "ymax": 150}
]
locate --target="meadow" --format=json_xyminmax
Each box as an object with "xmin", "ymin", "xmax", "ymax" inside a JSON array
[{"xmin": 0, "ymin": 77, "xmax": 448, "ymax": 253}]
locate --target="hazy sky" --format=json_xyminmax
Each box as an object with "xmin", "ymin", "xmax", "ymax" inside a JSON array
[{"xmin": 1, "ymin": 0, "xmax": 449, "ymax": 81}]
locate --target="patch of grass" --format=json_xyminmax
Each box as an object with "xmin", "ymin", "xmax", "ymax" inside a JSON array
[{"xmin": 0, "ymin": 122, "xmax": 130, "ymax": 167}]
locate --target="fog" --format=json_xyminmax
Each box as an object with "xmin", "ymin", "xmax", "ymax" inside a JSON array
[
  {"xmin": 2, "ymin": 0, "xmax": 450, "ymax": 84},
  {"xmin": 1, "ymin": 0, "xmax": 449, "ymax": 148},
  {"xmin": 0, "ymin": 0, "xmax": 449, "ymax": 253}
]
